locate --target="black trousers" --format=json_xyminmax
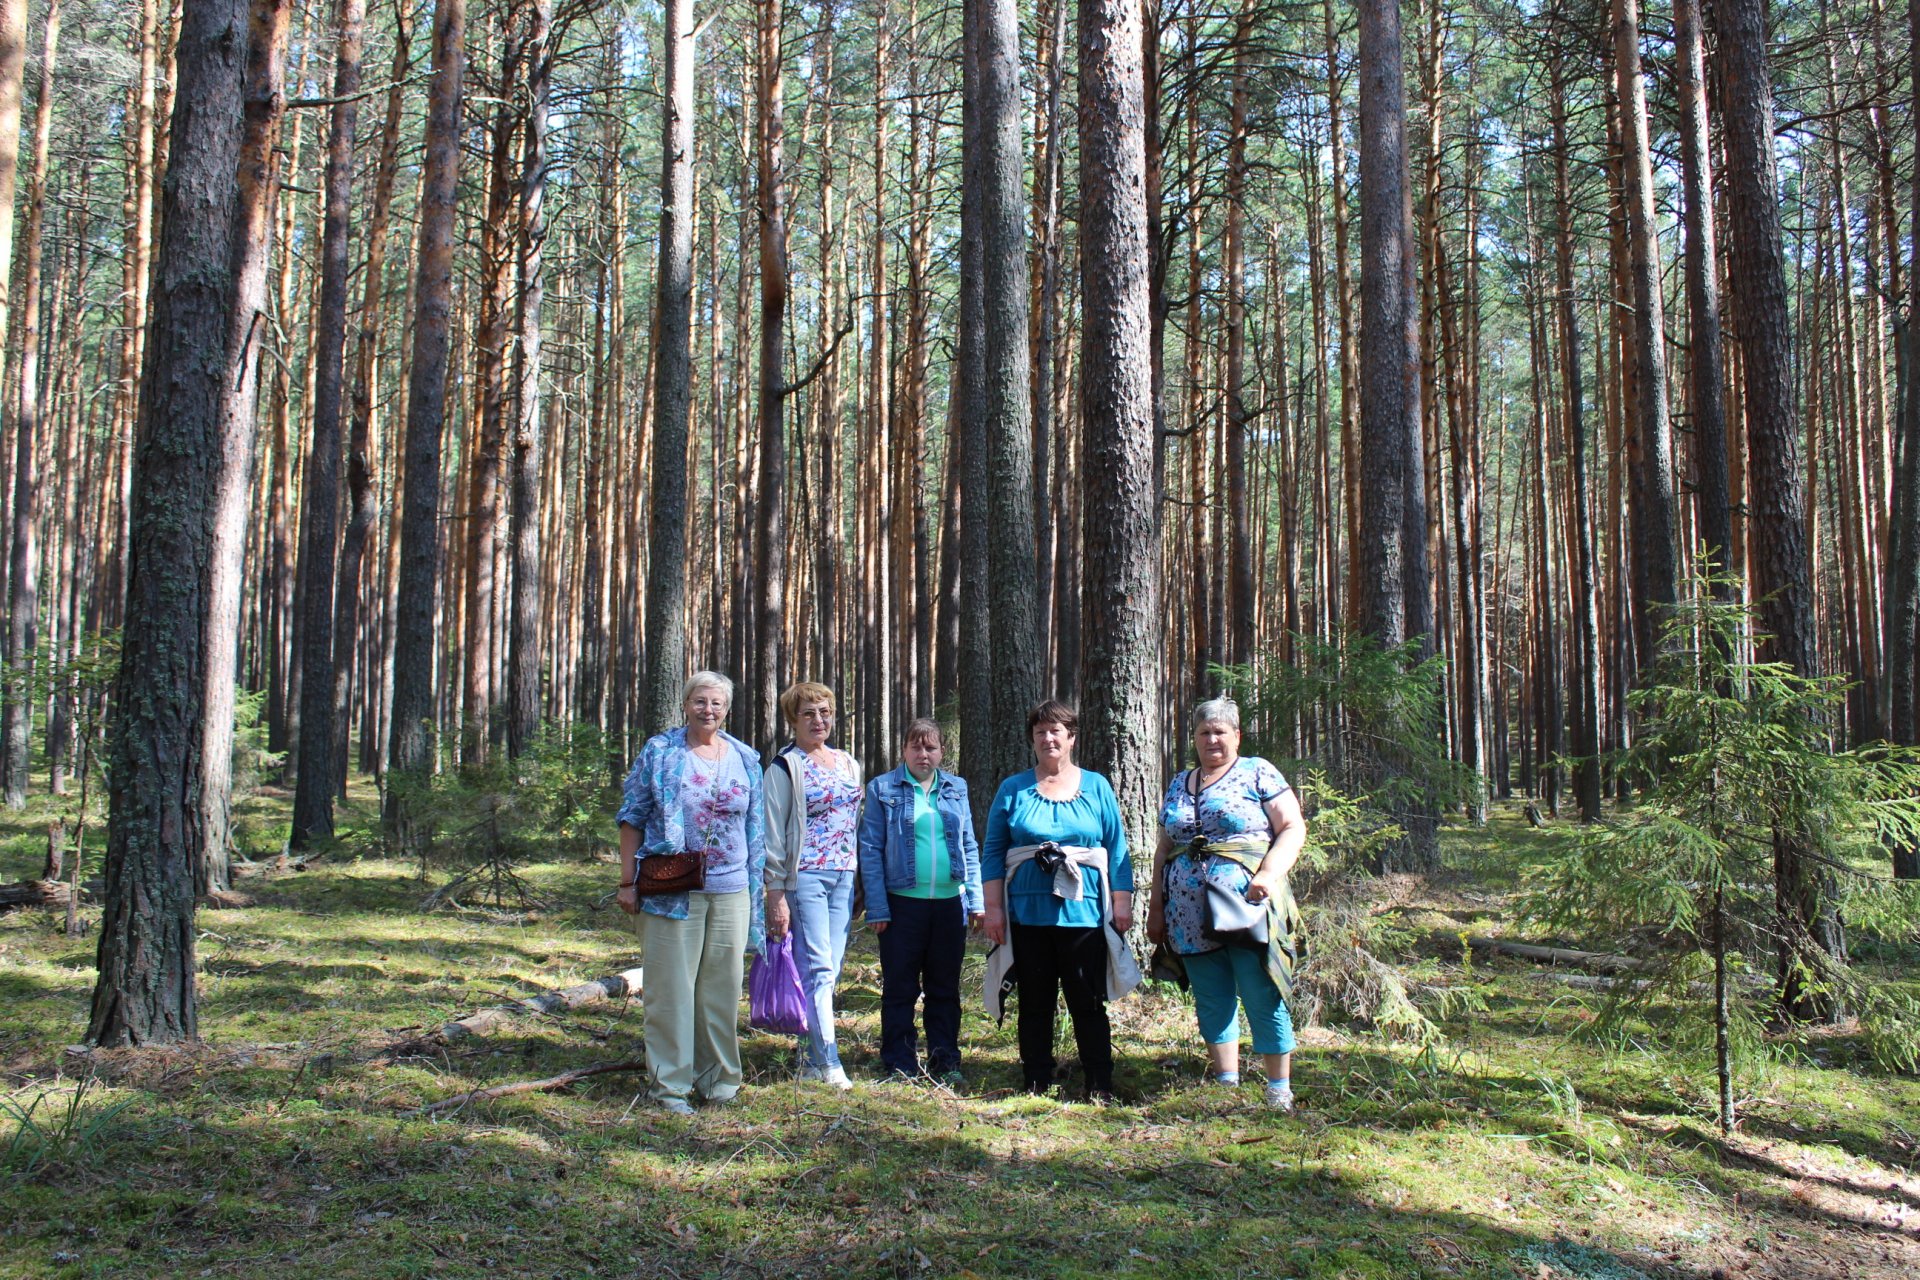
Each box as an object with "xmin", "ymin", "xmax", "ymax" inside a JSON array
[
  {"xmin": 877, "ymin": 893, "xmax": 967, "ymax": 1075},
  {"xmin": 1010, "ymin": 920, "xmax": 1113, "ymax": 1093}
]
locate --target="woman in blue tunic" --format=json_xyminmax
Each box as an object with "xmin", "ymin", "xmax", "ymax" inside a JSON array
[
  {"xmin": 981, "ymin": 699, "xmax": 1135, "ymax": 1099},
  {"xmin": 1146, "ymin": 695, "xmax": 1307, "ymax": 1110}
]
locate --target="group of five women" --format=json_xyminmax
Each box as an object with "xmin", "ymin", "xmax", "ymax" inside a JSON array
[{"xmin": 614, "ymin": 671, "xmax": 1307, "ymax": 1116}]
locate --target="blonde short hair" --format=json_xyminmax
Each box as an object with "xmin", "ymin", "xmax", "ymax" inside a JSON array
[
  {"xmin": 681, "ymin": 670, "xmax": 734, "ymax": 710},
  {"xmin": 779, "ymin": 681, "xmax": 835, "ymax": 727}
]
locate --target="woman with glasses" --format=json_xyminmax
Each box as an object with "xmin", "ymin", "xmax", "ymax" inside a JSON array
[{"xmin": 763, "ymin": 681, "xmax": 863, "ymax": 1089}]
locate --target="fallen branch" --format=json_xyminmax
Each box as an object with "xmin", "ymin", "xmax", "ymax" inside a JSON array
[
  {"xmin": 412, "ymin": 1058, "xmax": 647, "ymax": 1115},
  {"xmin": 431, "ymin": 968, "xmax": 644, "ymax": 1043},
  {"xmin": 0, "ymin": 879, "xmax": 83, "ymax": 912},
  {"xmin": 1443, "ymin": 933, "xmax": 1659, "ymax": 975}
]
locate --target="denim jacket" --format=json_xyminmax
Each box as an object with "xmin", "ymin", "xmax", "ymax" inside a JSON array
[{"xmin": 857, "ymin": 766, "xmax": 983, "ymax": 921}]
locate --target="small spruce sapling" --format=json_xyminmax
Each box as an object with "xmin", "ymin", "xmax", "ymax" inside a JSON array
[{"xmin": 1527, "ymin": 581, "xmax": 1920, "ymax": 1131}]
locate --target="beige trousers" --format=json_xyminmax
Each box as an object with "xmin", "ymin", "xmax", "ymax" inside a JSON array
[{"xmin": 640, "ymin": 890, "xmax": 749, "ymax": 1101}]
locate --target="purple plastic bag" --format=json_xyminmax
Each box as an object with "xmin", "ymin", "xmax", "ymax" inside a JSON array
[{"xmin": 748, "ymin": 934, "xmax": 810, "ymax": 1034}]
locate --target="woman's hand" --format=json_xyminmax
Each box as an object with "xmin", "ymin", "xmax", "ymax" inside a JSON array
[
  {"xmin": 766, "ymin": 889, "xmax": 791, "ymax": 939},
  {"xmin": 869, "ymin": 919, "xmax": 889, "ymax": 934},
  {"xmin": 616, "ymin": 884, "xmax": 638, "ymax": 915},
  {"xmin": 1111, "ymin": 891, "xmax": 1133, "ymax": 933},
  {"xmin": 982, "ymin": 904, "xmax": 1006, "ymax": 946},
  {"xmin": 1145, "ymin": 907, "xmax": 1166, "ymax": 944},
  {"xmin": 1246, "ymin": 871, "xmax": 1283, "ymax": 904}
]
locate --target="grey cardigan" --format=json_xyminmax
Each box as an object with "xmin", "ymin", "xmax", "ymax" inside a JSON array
[{"xmin": 763, "ymin": 744, "xmax": 863, "ymax": 891}]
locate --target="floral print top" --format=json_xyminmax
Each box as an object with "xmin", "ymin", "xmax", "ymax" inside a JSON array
[
  {"xmin": 617, "ymin": 727, "xmax": 767, "ymax": 947},
  {"xmin": 1157, "ymin": 756, "xmax": 1289, "ymax": 956},
  {"xmin": 797, "ymin": 750, "xmax": 862, "ymax": 873}
]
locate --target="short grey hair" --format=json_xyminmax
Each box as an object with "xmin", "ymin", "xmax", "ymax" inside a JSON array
[
  {"xmin": 1190, "ymin": 696, "xmax": 1241, "ymax": 734},
  {"xmin": 681, "ymin": 670, "xmax": 734, "ymax": 709}
]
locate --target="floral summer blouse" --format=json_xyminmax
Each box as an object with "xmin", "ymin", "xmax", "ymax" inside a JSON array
[
  {"xmin": 617, "ymin": 727, "xmax": 767, "ymax": 946},
  {"xmin": 797, "ymin": 750, "xmax": 862, "ymax": 873},
  {"xmin": 1157, "ymin": 756, "xmax": 1290, "ymax": 956}
]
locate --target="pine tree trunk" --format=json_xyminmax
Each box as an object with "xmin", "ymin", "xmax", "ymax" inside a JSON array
[
  {"xmin": 749, "ymin": 0, "xmax": 787, "ymax": 753},
  {"xmin": 3, "ymin": 0, "xmax": 54, "ymax": 809},
  {"xmin": 978, "ymin": 0, "xmax": 1039, "ymax": 774},
  {"xmin": 507, "ymin": 0, "xmax": 551, "ymax": 758},
  {"xmin": 1224, "ymin": 0, "xmax": 1255, "ymax": 669},
  {"xmin": 1886, "ymin": 0, "xmax": 1920, "ymax": 879},
  {"xmin": 1676, "ymin": 0, "xmax": 1731, "ymax": 586},
  {"xmin": 1077, "ymin": 0, "xmax": 1161, "ymax": 871},
  {"xmin": 384, "ymin": 0, "xmax": 466, "ymax": 832},
  {"xmin": 642, "ymin": 0, "xmax": 695, "ymax": 739},
  {"xmin": 290, "ymin": 0, "xmax": 366, "ymax": 843},
  {"xmin": 1357, "ymin": 0, "xmax": 1435, "ymax": 870},
  {"xmin": 89, "ymin": 0, "xmax": 256, "ymax": 1046},
  {"xmin": 1718, "ymin": 0, "xmax": 1844, "ymax": 1013},
  {"xmin": 1612, "ymin": 0, "xmax": 1678, "ymax": 664},
  {"xmin": 332, "ymin": 8, "xmax": 411, "ymax": 789}
]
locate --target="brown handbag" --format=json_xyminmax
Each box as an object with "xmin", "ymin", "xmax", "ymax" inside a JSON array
[{"xmin": 630, "ymin": 850, "xmax": 706, "ymax": 895}]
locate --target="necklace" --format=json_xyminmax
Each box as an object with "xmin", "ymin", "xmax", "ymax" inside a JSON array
[{"xmin": 1194, "ymin": 757, "xmax": 1237, "ymax": 791}]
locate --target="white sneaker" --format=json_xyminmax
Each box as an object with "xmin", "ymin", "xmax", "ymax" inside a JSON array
[
  {"xmin": 796, "ymin": 1065, "xmax": 826, "ymax": 1083},
  {"xmin": 1264, "ymin": 1082, "xmax": 1294, "ymax": 1112},
  {"xmin": 658, "ymin": 1096, "xmax": 696, "ymax": 1116},
  {"xmin": 822, "ymin": 1065, "xmax": 853, "ymax": 1091}
]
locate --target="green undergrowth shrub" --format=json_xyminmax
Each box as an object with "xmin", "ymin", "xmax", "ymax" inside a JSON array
[
  {"xmin": 1211, "ymin": 639, "xmax": 1489, "ymax": 1044},
  {"xmin": 1524, "ymin": 582, "xmax": 1920, "ymax": 1128},
  {"xmin": 382, "ymin": 723, "xmax": 622, "ymax": 909}
]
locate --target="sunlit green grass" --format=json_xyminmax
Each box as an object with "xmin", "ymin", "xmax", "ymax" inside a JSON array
[{"xmin": 1, "ymin": 788, "xmax": 1914, "ymax": 1279}]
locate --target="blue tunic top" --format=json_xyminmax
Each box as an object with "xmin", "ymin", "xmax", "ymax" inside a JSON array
[{"xmin": 980, "ymin": 768, "xmax": 1133, "ymax": 928}]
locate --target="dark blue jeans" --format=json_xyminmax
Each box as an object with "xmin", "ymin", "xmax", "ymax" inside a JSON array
[{"xmin": 877, "ymin": 893, "xmax": 967, "ymax": 1075}]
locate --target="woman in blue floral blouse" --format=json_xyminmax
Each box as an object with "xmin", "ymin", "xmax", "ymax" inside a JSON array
[
  {"xmin": 616, "ymin": 670, "xmax": 766, "ymax": 1115},
  {"xmin": 1146, "ymin": 696, "xmax": 1307, "ymax": 1110}
]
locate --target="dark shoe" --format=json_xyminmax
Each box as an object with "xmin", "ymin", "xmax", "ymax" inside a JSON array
[{"xmin": 936, "ymin": 1068, "xmax": 966, "ymax": 1089}]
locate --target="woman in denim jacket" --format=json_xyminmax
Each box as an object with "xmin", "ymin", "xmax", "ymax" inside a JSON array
[{"xmin": 857, "ymin": 718, "xmax": 984, "ymax": 1082}]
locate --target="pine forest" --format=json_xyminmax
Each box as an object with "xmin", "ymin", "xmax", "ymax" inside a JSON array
[{"xmin": 1, "ymin": 0, "xmax": 1919, "ymax": 1276}]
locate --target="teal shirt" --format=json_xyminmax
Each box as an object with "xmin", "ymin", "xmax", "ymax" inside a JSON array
[
  {"xmin": 894, "ymin": 770, "xmax": 961, "ymax": 900},
  {"xmin": 980, "ymin": 768, "xmax": 1133, "ymax": 928}
]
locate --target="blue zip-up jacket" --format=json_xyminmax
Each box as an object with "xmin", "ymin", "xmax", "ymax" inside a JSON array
[{"xmin": 857, "ymin": 765, "xmax": 984, "ymax": 922}]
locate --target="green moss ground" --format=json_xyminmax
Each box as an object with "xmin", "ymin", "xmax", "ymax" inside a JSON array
[{"xmin": 1, "ymin": 787, "xmax": 1915, "ymax": 1279}]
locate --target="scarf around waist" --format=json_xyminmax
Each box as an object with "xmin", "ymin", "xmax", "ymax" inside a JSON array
[{"xmin": 1006, "ymin": 843, "xmax": 1109, "ymax": 901}]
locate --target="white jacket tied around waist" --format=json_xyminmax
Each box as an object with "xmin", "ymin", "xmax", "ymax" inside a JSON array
[{"xmin": 982, "ymin": 844, "xmax": 1143, "ymax": 1021}]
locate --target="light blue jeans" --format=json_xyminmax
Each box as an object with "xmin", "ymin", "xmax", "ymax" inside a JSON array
[
  {"xmin": 788, "ymin": 868, "xmax": 856, "ymax": 1068},
  {"xmin": 1185, "ymin": 945, "xmax": 1295, "ymax": 1056}
]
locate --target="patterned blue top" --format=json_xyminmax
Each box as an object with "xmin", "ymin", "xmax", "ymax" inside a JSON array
[
  {"xmin": 1158, "ymin": 756, "xmax": 1289, "ymax": 956},
  {"xmin": 981, "ymin": 768, "xmax": 1133, "ymax": 928},
  {"xmin": 618, "ymin": 727, "xmax": 767, "ymax": 948}
]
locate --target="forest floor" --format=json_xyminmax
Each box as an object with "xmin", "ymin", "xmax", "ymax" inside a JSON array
[{"xmin": 0, "ymin": 784, "xmax": 1916, "ymax": 1280}]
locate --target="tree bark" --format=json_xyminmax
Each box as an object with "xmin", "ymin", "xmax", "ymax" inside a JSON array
[
  {"xmin": 642, "ymin": 0, "xmax": 695, "ymax": 739},
  {"xmin": 1224, "ymin": 0, "xmax": 1255, "ymax": 669},
  {"xmin": 507, "ymin": 0, "xmax": 551, "ymax": 758},
  {"xmin": 198, "ymin": 0, "xmax": 291, "ymax": 897},
  {"xmin": 1550, "ymin": 47, "xmax": 1602, "ymax": 822},
  {"xmin": 1717, "ymin": 0, "xmax": 1843, "ymax": 1012},
  {"xmin": 3, "ymin": 0, "xmax": 54, "ymax": 809},
  {"xmin": 750, "ymin": 0, "xmax": 788, "ymax": 752},
  {"xmin": 1077, "ymin": 0, "xmax": 1162, "ymax": 874},
  {"xmin": 1355, "ymin": 0, "xmax": 1435, "ymax": 869},
  {"xmin": 978, "ymin": 0, "xmax": 1039, "ymax": 771},
  {"xmin": 384, "ymin": 0, "xmax": 466, "ymax": 832},
  {"xmin": 332, "ymin": 5, "xmax": 412, "ymax": 790},
  {"xmin": 1612, "ymin": 0, "xmax": 1678, "ymax": 664},
  {"xmin": 1675, "ymin": 0, "xmax": 1731, "ymax": 587},
  {"xmin": 88, "ymin": 0, "xmax": 257, "ymax": 1046},
  {"xmin": 1887, "ymin": 0, "xmax": 1920, "ymax": 878},
  {"xmin": 291, "ymin": 0, "xmax": 367, "ymax": 844}
]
